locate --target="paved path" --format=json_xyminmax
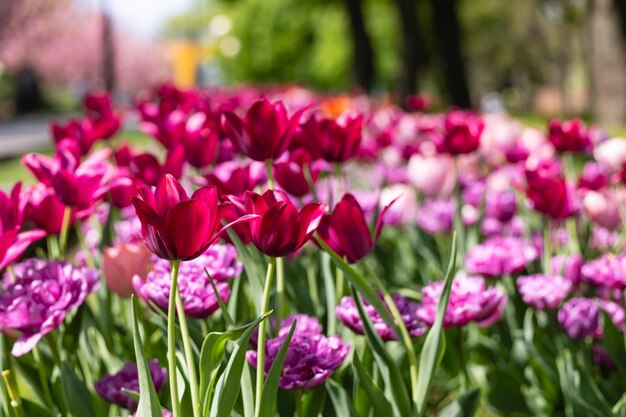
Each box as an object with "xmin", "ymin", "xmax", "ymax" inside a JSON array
[{"xmin": 0, "ymin": 115, "xmax": 63, "ymax": 159}]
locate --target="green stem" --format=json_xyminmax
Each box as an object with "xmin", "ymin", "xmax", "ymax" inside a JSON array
[
  {"xmin": 335, "ymin": 266, "xmax": 344, "ymax": 303},
  {"xmin": 46, "ymin": 236, "xmax": 59, "ymax": 260},
  {"xmin": 45, "ymin": 334, "xmax": 62, "ymax": 365},
  {"xmin": 365, "ymin": 262, "xmax": 419, "ymax": 406},
  {"xmin": 303, "ymin": 163, "xmax": 319, "ymax": 203},
  {"xmin": 265, "ymin": 160, "xmax": 275, "ymax": 189},
  {"xmin": 295, "ymin": 389, "xmax": 303, "ymax": 417},
  {"xmin": 456, "ymin": 327, "xmax": 469, "ymax": 391},
  {"xmin": 75, "ymin": 220, "xmax": 96, "ymax": 268},
  {"xmin": 333, "ymin": 163, "xmax": 342, "ymax": 206},
  {"xmin": 255, "ymin": 258, "xmax": 275, "ymax": 417},
  {"xmin": 173, "ymin": 262, "xmax": 201, "ymax": 417},
  {"xmin": 59, "ymin": 206, "xmax": 72, "ymax": 259},
  {"xmin": 32, "ymin": 346, "xmax": 55, "ymax": 410},
  {"xmin": 168, "ymin": 259, "xmax": 181, "ymax": 417},
  {"xmin": 453, "ymin": 161, "xmax": 465, "ymax": 259},
  {"xmin": 2, "ymin": 370, "xmax": 26, "ymax": 417},
  {"xmin": 275, "ymin": 256, "xmax": 285, "ymax": 332}
]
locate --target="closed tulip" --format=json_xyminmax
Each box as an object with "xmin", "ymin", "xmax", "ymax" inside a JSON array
[
  {"xmin": 102, "ymin": 242, "xmax": 153, "ymax": 297},
  {"xmin": 407, "ymin": 153, "xmax": 456, "ymax": 197},
  {"xmin": 241, "ymin": 190, "xmax": 325, "ymax": 257},
  {"xmin": 439, "ymin": 110, "xmax": 484, "ymax": 155},
  {"xmin": 317, "ymin": 194, "xmax": 394, "ymax": 263},
  {"xmin": 300, "ymin": 112, "xmax": 363, "ymax": 162},
  {"xmin": 132, "ymin": 174, "xmax": 257, "ymax": 261},
  {"xmin": 548, "ymin": 118, "xmax": 592, "ymax": 153},
  {"xmin": 221, "ymin": 99, "xmax": 308, "ymax": 161}
]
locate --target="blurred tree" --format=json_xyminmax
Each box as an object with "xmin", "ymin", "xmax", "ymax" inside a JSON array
[
  {"xmin": 394, "ymin": 0, "xmax": 429, "ymax": 103},
  {"xmin": 343, "ymin": 0, "xmax": 376, "ymax": 91}
]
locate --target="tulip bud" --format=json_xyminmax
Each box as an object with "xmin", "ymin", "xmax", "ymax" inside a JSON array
[{"xmin": 102, "ymin": 243, "xmax": 153, "ymax": 297}]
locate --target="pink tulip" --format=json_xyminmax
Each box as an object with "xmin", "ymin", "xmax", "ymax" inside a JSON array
[
  {"xmin": 583, "ymin": 189, "xmax": 623, "ymax": 230},
  {"xmin": 595, "ymin": 138, "xmax": 626, "ymax": 174},
  {"xmin": 407, "ymin": 153, "xmax": 456, "ymax": 197},
  {"xmin": 102, "ymin": 242, "xmax": 153, "ymax": 298}
]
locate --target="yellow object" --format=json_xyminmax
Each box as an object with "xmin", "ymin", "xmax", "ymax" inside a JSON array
[{"xmin": 171, "ymin": 41, "xmax": 201, "ymax": 89}]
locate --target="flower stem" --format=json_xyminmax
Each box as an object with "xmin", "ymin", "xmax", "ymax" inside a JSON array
[
  {"xmin": 59, "ymin": 206, "xmax": 72, "ymax": 259},
  {"xmin": 174, "ymin": 264, "xmax": 201, "ymax": 417},
  {"xmin": 2, "ymin": 370, "xmax": 26, "ymax": 417},
  {"xmin": 303, "ymin": 163, "xmax": 319, "ymax": 203},
  {"xmin": 265, "ymin": 159, "xmax": 275, "ymax": 189},
  {"xmin": 542, "ymin": 218, "xmax": 551, "ymax": 274},
  {"xmin": 456, "ymin": 327, "xmax": 469, "ymax": 391},
  {"xmin": 33, "ymin": 345, "xmax": 55, "ymax": 410},
  {"xmin": 275, "ymin": 256, "xmax": 285, "ymax": 332},
  {"xmin": 75, "ymin": 220, "xmax": 96, "ymax": 268},
  {"xmin": 168, "ymin": 259, "xmax": 181, "ymax": 417},
  {"xmin": 255, "ymin": 257, "xmax": 275, "ymax": 417}
]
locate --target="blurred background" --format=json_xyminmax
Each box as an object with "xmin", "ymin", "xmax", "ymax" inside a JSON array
[{"xmin": 1, "ymin": 0, "xmax": 626, "ymax": 124}]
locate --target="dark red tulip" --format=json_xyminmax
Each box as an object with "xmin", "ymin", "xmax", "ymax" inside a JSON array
[
  {"xmin": 439, "ymin": 110, "xmax": 484, "ymax": 155},
  {"xmin": 525, "ymin": 159, "xmax": 577, "ymax": 219},
  {"xmin": 0, "ymin": 184, "xmax": 45, "ymax": 270},
  {"xmin": 273, "ymin": 149, "xmax": 324, "ymax": 197},
  {"xmin": 83, "ymin": 92, "xmax": 121, "ymax": 140},
  {"xmin": 577, "ymin": 162, "xmax": 607, "ymax": 192},
  {"xmin": 317, "ymin": 194, "xmax": 395, "ymax": 263},
  {"xmin": 221, "ymin": 99, "xmax": 308, "ymax": 161},
  {"xmin": 128, "ymin": 146, "xmax": 186, "ymax": 187},
  {"xmin": 180, "ymin": 112, "xmax": 221, "ymax": 168},
  {"xmin": 132, "ymin": 174, "xmax": 257, "ymax": 260},
  {"xmin": 51, "ymin": 120, "xmax": 99, "ymax": 155},
  {"xmin": 548, "ymin": 118, "xmax": 592, "ymax": 153},
  {"xmin": 205, "ymin": 161, "xmax": 266, "ymax": 199},
  {"xmin": 299, "ymin": 112, "xmax": 363, "ymax": 162},
  {"xmin": 241, "ymin": 190, "xmax": 325, "ymax": 257},
  {"xmin": 22, "ymin": 149, "xmax": 129, "ymax": 209}
]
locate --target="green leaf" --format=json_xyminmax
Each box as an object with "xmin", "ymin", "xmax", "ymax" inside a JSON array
[
  {"xmin": 208, "ymin": 311, "xmax": 272, "ymax": 417},
  {"xmin": 326, "ymin": 379, "xmax": 357, "ymax": 417},
  {"xmin": 439, "ymin": 388, "xmax": 481, "ymax": 417},
  {"xmin": 299, "ymin": 387, "xmax": 326, "ymax": 417},
  {"xmin": 199, "ymin": 311, "xmax": 272, "ymax": 411},
  {"xmin": 204, "ymin": 267, "xmax": 236, "ymax": 327},
  {"xmin": 318, "ymin": 239, "xmax": 401, "ymax": 348},
  {"xmin": 352, "ymin": 286, "xmax": 411, "ymax": 417},
  {"xmin": 227, "ymin": 228, "xmax": 264, "ymax": 313},
  {"xmin": 131, "ymin": 296, "xmax": 163, "ymax": 417},
  {"xmin": 258, "ymin": 319, "xmax": 298, "ymax": 417},
  {"xmin": 21, "ymin": 399, "xmax": 55, "ymax": 417},
  {"xmin": 415, "ymin": 232, "xmax": 457, "ymax": 417},
  {"xmin": 352, "ymin": 353, "xmax": 394, "ymax": 417},
  {"xmin": 60, "ymin": 362, "xmax": 96, "ymax": 417}
]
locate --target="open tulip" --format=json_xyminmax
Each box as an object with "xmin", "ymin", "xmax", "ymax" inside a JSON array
[
  {"xmin": 239, "ymin": 190, "xmax": 325, "ymax": 257},
  {"xmin": 205, "ymin": 161, "xmax": 266, "ymax": 199},
  {"xmin": 548, "ymin": 118, "xmax": 592, "ymax": 153},
  {"xmin": 132, "ymin": 174, "xmax": 257, "ymax": 260},
  {"xmin": 525, "ymin": 159, "xmax": 577, "ymax": 219},
  {"xmin": 317, "ymin": 193, "xmax": 395, "ymax": 263},
  {"xmin": 439, "ymin": 110, "xmax": 484, "ymax": 155},
  {"xmin": 221, "ymin": 99, "xmax": 308, "ymax": 161}
]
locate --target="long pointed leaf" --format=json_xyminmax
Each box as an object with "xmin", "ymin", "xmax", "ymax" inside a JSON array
[
  {"xmin": 415, "ymin": 233, "xmax": 457, "ymax": 416},
  {"xmin": 352, "ymin": 353, "xmax": 394, "ymax": 417}
]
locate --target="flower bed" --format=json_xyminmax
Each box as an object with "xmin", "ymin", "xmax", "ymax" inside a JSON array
[{"xmin": 1, "ymin": 85, "xmax": 625, "ymax": 417}]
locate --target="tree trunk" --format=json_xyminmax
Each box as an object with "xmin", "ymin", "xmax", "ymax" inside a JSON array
[
  {"xmin": 343, "ymin": 0, "xmax": 376, "ymax": 92},
  {"xmin": 588, "ymin": 0, "xmax": 626, "ymax": 124},
  {"xmin": 394, "ymin": 0, "xmax": 428, "ymax": 103},
  {"xmin": 101, "ymin": 0, "xmax": 116, "ymax": 94},
  {"xmin": 429, "ymin": 0, "xmax": 471, "ymax": 108}
]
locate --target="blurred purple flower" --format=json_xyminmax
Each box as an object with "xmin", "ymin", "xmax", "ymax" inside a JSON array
[
  {"xmin": 558, "ymin": 297, "xmax": 624, "ymax": 340},
  {"xmin": 133, "ymin": 244, "xmax": 241, "ymax": 319},
  {"xmin": 517, "ymin": 274, "xmax": 572, "ymax": 310},
  {"xmin": 465, "ymin": 236, "xmax": 538, "ymax": 278},
  {"xmin": 0, "ymin": 259, "xmax": 99, "ymax": 356},
  {"xmin": 551, "ymin": 254, "xmax": 583, "ymax": 286},
  {"xmin": 336, "ymin": 293, "xmax": 426, "ymax": 341},
  {"xmin": 416, "ymin": 199, "xmax": 453, "ymax": 234},
  {"xmin": 418, "ymin": 275, "xmax": 507, "ymax": 327},
  {"xmin": 246, "ymin": 315, "xmax": 349, "ymax": 390},
  {"xmin": 485, "ymin": 190, "xmax": 517, "ymax": 223},
  {"xmin": 94, "ymin": 359, "xmax": 167, "ymax": 410},
  {"xmin": 582, "ymin": 253, "xmax": 626, "ymax": 289}
]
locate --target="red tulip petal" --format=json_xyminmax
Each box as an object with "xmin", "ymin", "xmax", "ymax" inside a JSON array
[
  {"xmin": 164, "ymin": 200, "xmax": 212, "ymax": 260},
  {"xmin": 258, "ymin": 201, "xmax": 300, "ymax": 256},
  {"xmin": 296, "ymin": 203, "xmax": 326, "ymax": 247},
  {"xmin": 0, "ymin": 229, "xmax": 46, "ymax": 270},
  {"xmin": 329, "ymin": 194, "xmax": 373, "ymax": 263},
  {"xmin": 244, "ymin": 191, "xmax": 269, "ymax": 215},
  {"xmin": 374, "ymin": 196, "xmax": 399, "ymax": 242},
  {"xmin": 155, "ymin": 174, "xmax": 188, "ymax": 219},
  {"xmin": 192, "ymin": 186, "xmax": 220, "ymax": 235}
]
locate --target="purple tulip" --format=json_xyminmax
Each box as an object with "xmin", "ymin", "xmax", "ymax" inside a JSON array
[
  {"xmin": 551, "ymin": 254, "xmax": 583, "ymax": 286},
  {"xmin": 0, "ymin": 259, "xmax": 99, "ymax": 356},
  {"xmin": 517, "ymin": 274, "xmax": 573, "ymax": 310},
  {"xmin": 416, "ymin": 199, "xmax": 454, "ymax": 234},
  {"xmin": 336, "ymin": 293, "xmax": 426, "ymax": 341},
  {"xmin": 558, "ymin": 297, "xmax": 624, "ymax": 340},
  {"xmin": 418, "ymin": 275, "xmax": 507, "ymax": 328},
  {"xmin": 465, "ymin": 236, "xmax": 538, "ymax": 278},
  {"xmin": 94, "ymin": 359, "xmax": 167, "ymax": 410},
  {"xmin": 581, "ymin": 253, "xmax": 626, "ymax": 289},
  {"xmin": 133, "ymin": 245, "xmax": 241, "ymax": 319},
  {"xmin": 246, "ymin": 315, "xmax": 349, "ymax": 390}
]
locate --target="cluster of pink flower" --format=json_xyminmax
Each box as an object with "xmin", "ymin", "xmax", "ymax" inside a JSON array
[{"xmin": 3, "ymin": 83, "xmax": 626, "ymax": 414}]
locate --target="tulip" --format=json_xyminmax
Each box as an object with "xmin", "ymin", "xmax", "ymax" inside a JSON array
[
  {"xmin": 22, "ymin": 149, "xmax": 128, "ymax": 209},
  {"xmin": 83, "ymin": 92, "xmax": 122, "ymax": 141},
  {"xmin": 595, "ymin": 137, "xmax": 626, "ymax": 173},
  {"xmin": 439, "ymin": 110, "xmax": 484, "ymax": 155},
  {"xmin": 132, "ymin": 174, "xmax": 258, "ymax": 261},
  {"xmin": 50, "ymin": 119, "xmax": 99, "ymax": 155},
  {"xmin": 299, "ymin": 112, "xmax": 363, "ymax": 162},
  {"xmin": 583, "ymin": 189, "xmax": 622, "ymax": 230},
  {"xmin": 180, "ymin": 111, "xmax": 221, "ymax": 168},
  {"xmin": 525, "ymin": 159, "xmax": 577, "ymax": 219},
  {"xmin": 102, "ymin": 242, "xmax": 153, "ymax": 297},
  {"xmin": 221, "ymin": 99, "xmax": 308, "ymax": 161},
  {"xmin": 317, "ymin": 193, "xmax": 394, "ymax": 263},
  {"xmin": 407, "ymin": 153, "xmax": 456, "ymax": 197},
  {"xmin": 240, "ymin": 190, "xmax": 325, "ymax": 257},
  {"xmin": 548, "ymin": 118, "xmax": 592, "ymax": 153},
  {"xmin": 577, "ymin": 162, "xmax": 607, "ymax": 191},
  {"xmin": 205, "ymin": 161, "xmax": 266, "ymax": 199},
  {"xmin": 129, "ymin": 146, "xmax": 186, "ymax": 187},
  {"xmin": 581, "ymin": 253, "xmax": 626, "ymax": 289},
  {"xmin": 517, "ymin": 274, "xmax": 573, "ymax": 310},
  {"xmin": 0, "ymin": 184, "xmax": 46, "ymax": 270},
  {"xmin": 24, "ymin": 184, "xmax": 70, "ymax": 235},
  {"xmin": 273, "ymin": 149, "xmax": 323, "ymax": 197}
]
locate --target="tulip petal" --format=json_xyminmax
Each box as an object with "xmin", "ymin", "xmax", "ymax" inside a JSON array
[
  {"xmin": 164, "ymin": 200, "xmax": 212, "ymax": 260},
  {"xmin": 155, "ymin": 174, "xmax": 189, "ymax": 219},
  {"xmin": 296, "ymin": 203, "xmax": 325, "ymax": 248}
]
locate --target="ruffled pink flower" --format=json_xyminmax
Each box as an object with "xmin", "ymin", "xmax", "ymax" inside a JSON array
[
  {"xmin": 517, "ymin": 274, "xmax": 573, "ymax": 310},
  {"xmin": 465, "ymin": 236, "xmax": 538, "ymax": 278},
  {"xmin": 582, "ymin": 253, "xmax": 626, "ymax": 289}
]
